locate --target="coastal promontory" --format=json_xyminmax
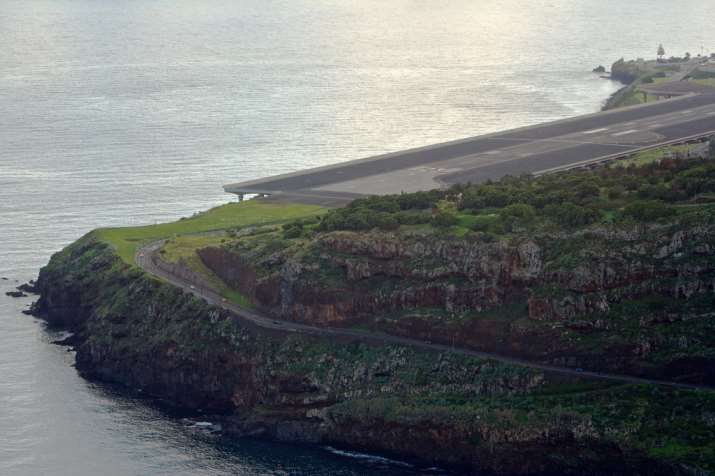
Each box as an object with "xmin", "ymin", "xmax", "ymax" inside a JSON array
[{"xmin": 34, "ymin": 144, "xmax": 715, "ymax": 475}]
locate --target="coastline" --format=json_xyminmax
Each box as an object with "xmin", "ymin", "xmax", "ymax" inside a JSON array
[
  {"xmin": 601, "ymin": 84, "xmax": 631, "ymax": 111},
  {"xmin": 33, "ymin": 235, "xmax": 704, "ymax": 476},
  {"xmin": 27, "ymin": 70, "xmax": 715, "ymax": 475}
]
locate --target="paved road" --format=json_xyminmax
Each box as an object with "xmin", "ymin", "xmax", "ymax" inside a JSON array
[
  {"xmin": 225, "ymin": 93, "xmax": 715, "ymax": 204},
  {"xmin": 137, "ymin": 242, "xmax": 713, "ymax": 391}
]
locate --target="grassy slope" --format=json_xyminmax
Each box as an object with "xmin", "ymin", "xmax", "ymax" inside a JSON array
[
  {"xmin": 694, "ymin": 78, "xmax": 715, "ymax": 89},
  {"xmin": 610, "ymin": 143, "xmax": 702, "ymax": 168},
  {"xmin": 160, "ymin": 234, "xmax": 258, "ymax": 308},
  {"xmin": 95, "ymin": 201, "xmax": 326, "ymax": 264}
]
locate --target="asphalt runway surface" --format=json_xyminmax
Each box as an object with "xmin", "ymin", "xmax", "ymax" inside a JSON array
[{"xmin": 226, "ymin": 93, "xmax": 715, "ymax": 204}]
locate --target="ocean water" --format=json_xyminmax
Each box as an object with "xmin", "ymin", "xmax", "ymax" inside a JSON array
[{"xmin": 1, "ymin": 0, "xmax": 713, "ymax": 474}]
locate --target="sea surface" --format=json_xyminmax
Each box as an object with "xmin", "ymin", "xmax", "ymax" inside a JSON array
[{"xmin": 1, "ymin": 0, "xmax": 713, "ymax": 474}]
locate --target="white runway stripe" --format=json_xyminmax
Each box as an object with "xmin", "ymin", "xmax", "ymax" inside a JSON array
[
  {"xmin": 612, "ymin": 129, "xmax": 639, "ymax": 136},
  {"xmin": 582, "ymin": 127, "xmax": 609, "ymax": 134}
]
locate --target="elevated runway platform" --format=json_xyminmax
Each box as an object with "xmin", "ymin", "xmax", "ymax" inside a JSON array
[{"xmin": 225, "ymin": 93, "xmax": 715, "ymax": 206}]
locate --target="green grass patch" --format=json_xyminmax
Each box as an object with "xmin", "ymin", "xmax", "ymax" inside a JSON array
[
  {"xmin": 96, "ymin": 201, "xmax": 326, "ymax": 264},
  {"xmin": 161, "ymin": 235, "xmax": 228, "ymax": 263},
  {"xmin": 693, "ymin": 78, "xmax": 715, "ymax": 89},
  {"xmin": 611, "ymin": 144, "xmax": 701, "ymax": 168},
  {"xmin": 160, "ymin": 234, "xmax": 257, "ymax": 309},
  {"xmin": 222, "ymin": 288, "xmax": 255, "ymax": 309}
]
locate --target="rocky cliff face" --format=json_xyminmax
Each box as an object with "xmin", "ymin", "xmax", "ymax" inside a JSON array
[
  {"xmin": 34, "ymin": 234, "xmax": 712, "ymax": 475},
  {"xmin": 198, "ymin": 223, "xmax": 715, "ymax": 383},
  {"xmin": 200, "ymin": 232, "xmax": 544, "ymax": 322}
]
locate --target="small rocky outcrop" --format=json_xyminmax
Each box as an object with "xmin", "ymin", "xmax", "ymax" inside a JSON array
[
  {"xmin": 5, "ymin": 291, "xmax": 27, "ymax": 298},
  {"xmin": 17, "ymin": 280, "xmax": 38, "ymax": 294}
]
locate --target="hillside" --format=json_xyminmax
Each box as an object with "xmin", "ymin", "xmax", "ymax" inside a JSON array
[
  {"xmin": 189, "ymin": 150, "xmax": 715, "ymax": 384},
  {"xmin": 33, "ymin": 143, "xmax": 715, "ymax": 474}
]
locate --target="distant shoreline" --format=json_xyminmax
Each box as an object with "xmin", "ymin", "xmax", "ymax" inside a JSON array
[{"xmin": 601, "ymin": 53, "xmax": 714, "ymax": 111}]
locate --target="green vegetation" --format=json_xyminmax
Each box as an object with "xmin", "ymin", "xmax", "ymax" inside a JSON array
[
  {"xmin": 159, "ymin": 234, "xmax": 255, "ymax": 308},
  {"xmin": 689, "ymin": 69, "xmax": 715, "ymax": 81},
  {"xmin": 190, "ymin": 150, "xmax": 715, "ymax": 388},
  {"xmin": 317, "ymin": 192, "xmax": 440, "ymax": 232},
  {"xmin": 605, "ymin": 57, "xmax": 691, "ymax": 110},
  {"xmin": 161, "ymin": 234, "xmax": 227, "ymax": 263},
  {"xmin": 332, "ymin": 384, "xmax": 715, "ymax": 472},
  {"xmin": 608, "ymin": 86, "xmax": 658, "ymax": 108},
  {"xmin": 95, "ymin": 201, "xmax": 326, "ymax": 263},
  {"xmin": 307, "ymin": 152, "xmax": 715, "ymax": 237},
  {"xmin": 611, "ymin": 143, "xmax": 702, "ymax": 168},
  {"xmin": 688, "ymin": 68, "xmax": 715, "ymax": 90},
  {"xmin": 694, "ymin": 78, "xmax": 715, "ymax": 89},
  {"xmin": 37, "ymin": 148, "xmax": 715, "ymax": 473}
]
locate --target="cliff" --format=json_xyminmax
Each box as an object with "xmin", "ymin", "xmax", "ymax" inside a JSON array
[
  {"xmin": 194, "ymin": 163, "xmax": 715, "ymax": 386},
  {"xmin": 34, "ymin": 232, "xmax": 715, "ymax": 474}
]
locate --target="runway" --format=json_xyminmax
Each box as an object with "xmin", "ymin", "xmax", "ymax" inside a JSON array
[{"xmin": 225, "ymin": 93, "xmax": 715, "ymax": 205}]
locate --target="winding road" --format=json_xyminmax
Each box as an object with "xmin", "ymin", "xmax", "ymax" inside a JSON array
[{"xmin": 137, "ymin": 241, "xmax": 712, "ymax": 391}]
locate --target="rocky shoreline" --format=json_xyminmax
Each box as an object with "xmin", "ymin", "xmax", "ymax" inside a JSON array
[{"xmin": 30, "ymin": 233, "xmax": 715, "ymax": 475}]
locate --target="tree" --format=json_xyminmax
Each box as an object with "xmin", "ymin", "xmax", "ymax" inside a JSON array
[
  {"xmin": 545, "ymin": 203, "xmax": 599, "ymax": 228},
  {"xmin": 498, "ymin": 203, "xmax": 536, "ymax": 232},
  {"xmin": 622, "ymin": 200, "xmax": 675, "ymax": 222},
  {"xmin": 433, "ymin": 210, "xmax": 459, "ymax": 228},
  {"xmin": 575, "ymin": 182, "xmax": 601, "ymax": 201},
  {"xmin": 282, "ymin": 224, "xmax": 303, "ymax": 239},
  {"xmin": 481, "ymin": 187, "xmax": 510, "ymax": 207},
  {"xmin": 500, "ymin": 203, "xmax": 536, "ymax": 222},
  {"xmin": 657, "ymin": 44, "xmax": 665, "ymax": 61},
  {"xmin": 374, "ymin": 212, "xmax": 399, "ymax": 230}
]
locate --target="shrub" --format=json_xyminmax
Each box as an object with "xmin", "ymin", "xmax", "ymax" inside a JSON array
[
  {"xmin": 637, "ymin": 184, "xmax": 670, "ymax": 200},
  {"xmin": 344, "ymin": 208, "xmax": 378, "ymax": 230},
  {"xmin": 621, "ymin": 176, "xmax": 641, "ymax": 191},
  {"xmin": 397, "ymin": 190, "xmax": 442, "ymax": 210},
  {"xmin": 317, "ymin": 206, "xmax": 402, "ymax": 232},
  {"xmin": 374, "ymin": 212, "xmax": 399, "ymax": 230},
  {"xmin": 607, "ymin": 185, "xmax": 626, "ymax": 200},
  {"xmin": 479, "ymin": 232, "xmax": 498, "ymax": 243},
  {"xmin": 318, "ymin": 208, "xmax": 369, "ymax": 231},
  {"xmin": 283, "ymin": 225, "xmax": 303, "ymax": 239},
  {"xmin": 498, "ymin": 203, "xmax": 536, "ymax": 232},
  {"xmin": 350, "ymin": 196, "xmax": 400, "ymax": 213},
  {"xmin": 460, "ymin": 191, "xmax": 486, "ymax": 211},
  {"xmin": 674, "ymin": 164, "xmax": 715, "ymax": 196},
  {"xmin": 622, "ymin": 200, "xmax": 675, "ymax": 222},
  {"xmin": 433, "ymin": 210, "xmax": 459, "ymax": 228},
  {"xmin": 575, "ymin": 182, "xmax": 601, "ymax": 201},
  {"xmin": 500, "ymin": 203, "xmax": 536, "ymax": 222},
  {"xmin": 538, "ymin": 190, "xmax": 575, "ymax": 209},
  {"xmin": 471, "ymin": 215, "xmax": 501, "ymax": 232},
  {"xmin": 395, "ymin": 211, "xmax": 432, "ymax": 225},
  {"xmin": 482, "ymin": 188, "xmax": 510, "ymax": 208},
  {"xmin": 545, "ymin": 203, "xmax": 600, "ymax": 228}
]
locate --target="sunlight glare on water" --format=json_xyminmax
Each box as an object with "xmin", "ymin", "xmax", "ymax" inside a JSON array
[{"xmin": 1, "ymin": 0, "xmax": 714, "ymax": 474}]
